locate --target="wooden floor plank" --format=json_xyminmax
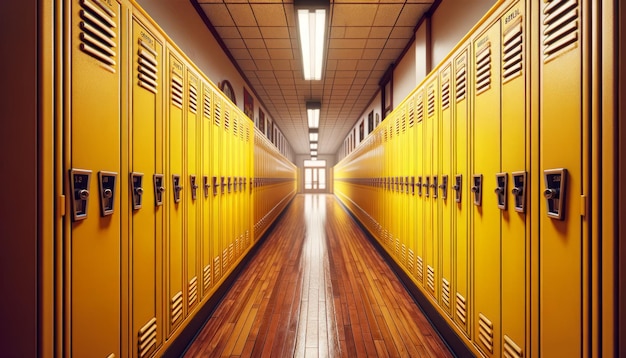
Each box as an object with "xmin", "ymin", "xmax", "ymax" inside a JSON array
[{"xmin": 184, "ymin": 194, "xmax": 453, "ymax": 357}]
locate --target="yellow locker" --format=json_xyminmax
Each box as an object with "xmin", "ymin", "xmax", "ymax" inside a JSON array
[
  {"xmin": 472, "ymin": 21, "xmax": 502, "ymax": 357},
  {"xmin": 201, "ymin": 82, "xmax": 213, "ymax": 296},
  {"xmin": 130, "ymin": 15, "xmax": 164, "ymax": 358},
  {"xmin": 539, "ymin": 0, "xmax": 587, "ymax": 356},
  {"xmin": 425, "ymin": 78, "xmax": 439, "ymax": 299},
  {"xmin": 185, "ymin": 69, "xmax": 200, "ymax": 312},
  {"xmin": 407, "ymin": 96, "xmax": 416, "ymax": 279},
  {"xmin": 500, "ymin": 2, "xmax": 527, "ymax": 357},
  {"xmin": 439, "ymin": 65, "xmax": 453, "ymax": 317},
  {"xmin": 67, "ymin": 0, "xmax": 122, "ymax": 356},
  {"xmin": 166, "ymin": 50, "xmax": 185, "ymax": 334},
  {"xmin": 222, "ymin": 103, "xmax": 233, "ymax": 274},
  {"xmin": 212, "ymin": 94, "xmax": 222, "ymax": 282},
  {"xmin": 399, "ymin": 108, "xmax": 408, "ymax": 269},
  {"xmin": 415, "ymin": 90, "xmax": 425, "ymax": 287},
  {"xmin": 453, "ymin": 47, "xmax": 470, "ymax": 336}
]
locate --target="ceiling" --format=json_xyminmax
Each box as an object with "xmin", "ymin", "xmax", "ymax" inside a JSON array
[{"xmin": 193, "ymin": 0, "xmax": 436, "ymax": 156}]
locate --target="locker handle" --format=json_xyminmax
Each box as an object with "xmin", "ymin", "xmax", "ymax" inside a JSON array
[
  {"xmin": 78, "ymin": 189, "xmax": 90, "ymax": 200},
  {"xmin": 453, "ymin": 185, "xmax": 460, "ymax": 191},
  {"xmin": 135, "ymin": 187, "xmax": 144, "ymax": 195},
  {"xmin": 543, "ymin": 188, "xmax": 558, "ymax": 199},
  {"xmin": 471, "ymin": 186, "xmax": 479, "ymax": 193},
  {"xmin": 494, "ymin": 187, "xmax": 504, "ymax": 194},
  {"xmin": 103, "ymin": 188, "xmax": 112, "ymax": 198},
  {"xmin": 158, "ymin": 186, "xmax": 166, "ymax": 193},
  {"xmin": 512, "ymin": 187, "xmax": 522, "ymax": 195}
]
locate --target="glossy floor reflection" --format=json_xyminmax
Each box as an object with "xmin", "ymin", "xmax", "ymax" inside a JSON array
[{"xmin": 184, "ymin": 194, "xmax": 452, "ymax": 357}]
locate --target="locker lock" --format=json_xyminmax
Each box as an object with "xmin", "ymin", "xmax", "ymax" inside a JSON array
[
  {"xmin": 69, "ymin": 169, "xmax": 92, "ymax": 221},
  {"xmin": 543, "ymin": 168, "xmax": 567, "ymax": 220},
  {"xmin": 424, "ymin": 177, "xmax": 430, "ymax": 197},
  {"xmin": 431, "ymin": 176, "xmax": 438, "ymax": 199},
  {"xmin": 98, "ymin": 171, "xmax": 117, "ymax": 217},
  {"xmin": 203, "ymin": 176, "xmax": 210, "ymax": 198},
  {"xmin": 495, "ymin": 173, "xmax": 508, "ymax": 210},
  {"xmin": 131, "ymin": 172, "xmax": 144, "ymax": 210},
  {"xmin": 410, "ymin": 176, "xmax": 415, "ymax": 195},
  {"xmin": 190, "ymin": 175, "xmax": 198, "ymax": 200},
  {"xmin": 213, "ymin": 176, "xmax": 219, "ymax": 196},
  {"xmin": 221, "ymin": 177, "xmax": 226, "ymax": 194},
  {"xmin": 153, "ymin": 174, "xmax": 165, "ymax": 206},
  {"xmin": 454, "ymin": 175, "xmax": 462, "ymax": 203},
  {"xmin": 439, "ymin": 175, "xmax": 448, "ymax": 200},
  {"xmin": 173, "ymin": 175, "xmax": 182, "ymax": 203},
  {"xmin": 405, "ymin": 176, "xmax": 410, "ymax": 194},
  {"xmin": 417, "ymin": 176, "xmax": 423, "ymax": 196},
  {"xmin": 227, "ymin": 177, "xmax": 232, "ymax": 193},
  {"xmin": 471, "ymin": 174, "xmax": 483, "ymax": 206},
  {"xmin": 511, "ymin": 171, "xmax": 527, "ymax": 213}
]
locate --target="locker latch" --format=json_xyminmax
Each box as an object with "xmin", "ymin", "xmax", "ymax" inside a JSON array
[
  {"xmin": 234, "ymin": 177, "xmax": 238, "ymax": 193},
  {"xmin": 471, "ymin": 174, "xmax": 483, "ymax": 206},
  {"xmin": 173, "ymin": 175, "xmax": 182, "ymax": 203},
  {"xmin": 397, "ymin": 177, "xmax": 402, "ymax": 193},
  {"xmin": 425, "ymin": 176, "xmax": 430, "ymax": 197},
  {"xmin": 431, "ymin": 176, "xmax": 438, "ymax": 199},
  {"xmin": 190, "ymin": 175, "xmax": 198, "ymax": 200},
  {"xmin": 410, "ymin": 176, "xmax": 415, "ymax": 195},
  {"xmin": 454, "ymin": 175, "xmax": 462, "ymax": 203},
  {"xmin": 405, "ymin": 176, "xmax": 410, "ymax": 194},
  {"xmin": 203, "ymin": 176, "xmax": 210, "ymax": 198},
  {"xmin": 213, "ymin": 176, "xmax": 219, "ymax": 196},
  {"xmin": 543, "ymin": 168, "xmax": 567, "ymax": 220},
  {"xmin": 98, "ymin": 171, "xmax": 117, "ymax": 216},
  {"xmin": 130, "ymin": 173, "xmax": 144, "ymax": 210},
  {"xmin": 69, "ymin": 168, "xmax": 92, "ymax": 221},
  {"xmin": 153, "ymin": 174, "xmax": 165, "ymax": 206},
  {"xmin": 511, "ymin": 171, "xmax": 527, "ymax": 213},
  {"xmin": 227, "ymin": 177, "xmax": 232, "ymax": 193},
  {"xmin": 439, "ymin": 175, "xmax": 448, "ymax": 200},
  {"xmin": 417, "ymin": 176, "xmax": 423, "ymax": 196},
  {"xmin": 495, "ymin": 173, "xmax": 508, "ymax": 210},
  {"xmin": 240, "ymin": 177, "xmax": 244, "ymax": 192},
  {"xmin": 221, "ymin": 177, "xmax": 226, "ymax": 194}
]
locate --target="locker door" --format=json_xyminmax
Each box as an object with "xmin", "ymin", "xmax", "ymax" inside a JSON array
[
  {"xmin": 131, "ymin": 16, "xmax": 164, "ymax": 358},
  {"xmin": 407, "ymin": 96, "xmax": 416, "ymax": 279},
  {"xmin": 222, "ymin": 104, "xmax": 232, "ymax": 274},
  {"xmin": 472, "ymin": 22, "xmax": 502, "ymax": 357},
  {"xmin": 425, "ymin": 78, "xmax": 439, "ymax": 299},
  {"xmin": 166, "ymin": 51, "xmax": 184, "ymax": 334},
  {"xmin": 539, "ymin": 1, "xmax": 587, "ymax": 356},
  {"xmin": 453, "ymin": 48, "xmax": 470, "ymax": 336},
  {"xmin": 400, "ymin": 109, "xmax": 408, "ymax": 269},
  {"xmin": 415, "ymin": 91, "xmax": 425, "ymax": 287},
  {"xmin": 186, "ymin": 70, "xmax": 200, "ymax": 312},
  {"xmin": 68, "ymin": 0, "xmax": 122, "ymax": 356},
  {"xmin": 201, "ymin": 83, "xmax": 213, "ymax": 296},
  {"xmin": 212, "ymin": 95, "xmax": 222, "ymax": 281},
  {"xmin": 500, "ymin": 3, "xmax": 527, "ymax": 357},
  {"xmin": 439, "ymin": 65, "xmax": 453, "ymax": 317}
]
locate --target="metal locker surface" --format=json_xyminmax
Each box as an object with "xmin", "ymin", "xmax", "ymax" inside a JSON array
[
  {"xmin": 201, "ymin": 82, "xmax": 213, "ymax": 296},
  {"xmin": 472, "ymin": 20, "xmax": 502, "ymax": 357},
  {"xmin": 131, "ymin": 15, "xmax": 164, "ymax": 358},
  {"xmin": 68, "ymin": 0, "xmax": 122, "ymax": 356},
  {"xmin": 425, "ymin": 77, "xmax": 439, "ymax": 300},
  {"xmin": 212, "ymin": 94, "xmax": 223, "ymax": 282},
  {"xmin": 414, "ymin": 90, "xmax": 425, "ymax": 287},
  {"xmin": 186, "ymin": 69, "xmax": 200, "ymax": 312}
]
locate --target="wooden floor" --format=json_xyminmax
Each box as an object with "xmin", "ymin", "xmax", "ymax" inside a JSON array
[{"xmin": 183, "ymin": 194, "xmax": 453, "ymax": 358}]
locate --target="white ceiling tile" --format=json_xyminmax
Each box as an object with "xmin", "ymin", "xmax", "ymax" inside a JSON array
[
  {"xmin": 238, "ymin": 26, "xmax": 262, "ymax": 38},
  {"xmin": 333, "ymin": 4, "xmax": 377, "ymax": 26},
  {"xmin": 373, "ymin": 4, "xmax": 403, "ymax": 26},
  {"xmin": 226, "ymin": 3, "xmax": 257, "ymax": 26},
  {"xmin": 251, "ymin": 4, "xmax": 287, "ymax": 26},
  {"xmin": 368, "ymin": 27, "xmax": 392, "ymax": 39},
  {"xmin": 327, "ymin": 48, "xmax": 364, "ymax": 60},
  {"xmin": 268, "ymin": 48, "xmax": 294, "ymax": 59},
  {"xmin": 329, "ymin": 39, "xmax": 367, "ymax": 49},
  {"xmin": 260, "ymin": 27, "xmax": 290, "ymax": 39},
  {"xmin": 249, "ymin": 48, "xmax": 270, "ymax": 59},
  {"xmin": 244, "ymin": 38, "xmax": 266, "ymax": 48},
  {"xmin": 344, "ymin": 27, "xmax": 371, "ymax": 38}
]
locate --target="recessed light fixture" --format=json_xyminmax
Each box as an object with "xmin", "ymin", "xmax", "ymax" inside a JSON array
[
  {"xmin": 311, "ymin": 150, "xmax": 318, "ymax": 156},
  {"xmin": 309, "ymin": 130, "xmax": 318, "ymax": 142},
  {"xmin": 306, "ymin": 101, "xmax": 321, "ymax": 128},
  {"xmin": 295, "ymin": 0, "xmax": 328, "ymax": 80},
  {"xmin": 310, "ymin": 143, "xmax": 318, "ymax": 150}
]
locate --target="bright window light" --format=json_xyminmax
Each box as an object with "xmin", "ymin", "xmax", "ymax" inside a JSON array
[{"xmin": 298, "ymin": 8, "xmax": 326, "ymax": 80}]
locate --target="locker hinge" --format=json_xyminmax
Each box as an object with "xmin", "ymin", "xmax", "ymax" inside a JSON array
[
  {"xmin": 580, "ymin": 194, "xmax": 586, "ymax": 217},
  {"xmin": 58, "ymin": 195, "xmax": 66, "ymax": 217}
]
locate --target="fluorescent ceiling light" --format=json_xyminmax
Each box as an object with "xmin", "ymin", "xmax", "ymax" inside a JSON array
[
  {"xmin": 309, "ymin": 132, "xmax": 318, "ymax": 142},
  {"xmin": 306, "ymin": 101, "xmax": 321, "ymax": 128},
  {"xmin": 311, "ymin": 150, "xmax": 318, "ymax": 156},
  {"xmin": 297, "ymin": 8, "xmax": 326, "ymax": 80},
  {"xmin": 310, "ymin": 143, "xmax": 318, "ymax": 150}
]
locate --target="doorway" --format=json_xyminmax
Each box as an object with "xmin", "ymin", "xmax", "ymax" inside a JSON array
[{"xmin": 303, "ymin": 159, "xmax": 326, "ymax": 193}]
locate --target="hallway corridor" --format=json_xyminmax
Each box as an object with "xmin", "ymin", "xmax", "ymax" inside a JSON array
[{"xmin": 183, "ymin": 195, "xmax": 452, "ymax": 357}]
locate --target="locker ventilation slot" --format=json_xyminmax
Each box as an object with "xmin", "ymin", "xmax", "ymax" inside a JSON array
[
  {"xmin": 401, "ymin": 113, "xmax": 406, "ymax": 133},
  {"xmin": 427, "ymin": 87, "xmax": 435, "ymax": 117},
  {"xmin": 228, "ymin": 243, "xmax": 234, "ymax": 265},
  {"xmin": 395, "ymin": 117, "xmax": 400, "ymax": 136},
  {"xmin": 395, "ymin": 238, "xmax": 400, "ymax": 256},
  {"xmin": 475, "ymin": 44, "xmax": 492, "ymax": 94},
  {"xmin": 233, "ymin": 117, "xmax": 239, "ymax": 137},
  {"xmin": 246, "ymin": 126, "xmax": 250, "ymax": 142},
  {"xmin": 171, "ymin": 291, "xmax": 183, "ymax": 325},
  {"xmin": 171, "ymin": 76, "xmax": 183, "ymax": 109},
  {"xmin": 189, "ymin": 85, "xmax": 198, "ymax": 113},
  {"xmin": 408, "ymin": 98, "xmax": 415, "ymax": 127},
  {"xmin": 416, "ymin": 95, "xmax": 424, "ymax": 122},
  {"xmin": 214, "ymin": 256, "xmax": 221, "ymax": 280},
  {"xmin": 543, "ymin": 0, "xmax": 578, "ymax": 62},
  {"xmin": 138, "ymin": 317, "xmax": 157, "ymax": 358},
  {"xmin": 401, "ymin": 243, "xmax": 407, "ymax": 266},
  {"xmin": 478, "ymin": 313, "xmax": 494, "ymax": 353},
  {"xmin": 222, "ymin": 248, "xmax": 229, "ymax": 272},
  {"xmin": 442, "ymin": 278, "xmax": 451, "ymax": 309},
  {"xmin": 224, "ymin": 108, "xmax": 230, "ymax": 131},
  {"xmin": 456, "ymin": 293, "xmax": 467, "ymax": 324},
  {"xmin": 236, "ymin": 237, "xmax": 241, "ymax": 257},
  {"xmin": 203, "ymin": 92, "xmax": 211, "ymax": 119},
  {"xmin": 407, "ymin": 249, "xmax": 415, "ymax": 272},
  {"xmin": 203, "ymin": 264, "xmax": 211, "ymax": 291},
  {"xmin": 214, "ymin": 100, "xmax": 221, "ymax": 126},
  {"xmin": 441, "ymin": 79, "xmax": 450, "ymax": 109},
  {"xmin": 503, "ymin": 21, "xmax": 523, "ymax": 82},
  {"xmin": 78, "ymin": 0, "xmax": 117, "ymax": 71},
  {"xmin": 188, "ymin": 276, "xmax": 198, "ymax": 307},
  {"xmin": 137, "ymin": 40, "xmax": 158, "ymax": 94},
  {"xmin": 504, "ymin": 335, "xmax": 524, "ymax": 358},
  {"xmin": 427, "ymin": 265, "xmax": 435, "ymax": 293},
  {"xmin": 456, "ymin": 63, "xmax": 467, "ymax": 101},
  {"xmin": 416, "ymin": 256, "xmax": 424, "ymax": 282}
]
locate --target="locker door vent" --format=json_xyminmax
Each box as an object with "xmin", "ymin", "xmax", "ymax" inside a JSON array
[
  {"xmin": 138, "ymin": 317, "xmax": 157, "ymax": 358},
  {"xmin": 455, "ymin": 62, "xmax": 467, "ymax": 102},
  {"xmin": 408, "ymin": 249, "xmax": 415, "ymax": 272},
  {"xmin": 189, "ymin": 85, "xmax": 198, "ymax": 113},
  {"xmin": 236, "ymin": 236, "xmax": 241, "ymax": 258},
  {"xmin": 214, "ymin": 256, "xmax": 221, "ymax": 281},
  {"xmin": 475, "ymin": 44, "xmax": 492, "ymax": 95},
  {"xmin": 171, "ymin": 291, "xmax": 183, "ymax": 325},
  {"xmin": 416, "ymin": 94, "xmax": 424, "ymax": 123},
  {"xmin": 395, "ymin": 116, "xmax": 400, "ymax": 136},
  {"xmin": 504, "ymin": 335, "xmax": 524, "ymax": 358},
  {"xmin": 224, "ymin": 107, "xmax": 230, "ymax": 131},
  {"xmin": 240, "ymin": 123, "xmax": 245, "ymax": 140},
  {"xmin": 427, "ymin": 86, "xmax": 435, "ymax": 117},
  {"xmin": 222, "ymin": 248, "xmax": 229, "ymax": 272},
  {"xmin": 188, "ymin": 276, "xmax": 198, "ymax": 308},
  {"xmin": 78, "ymin": 0, "xmax": 117, "ymax": 71},
  {"xmin": 503, "ymin": 20, "xmax": 524, "ymax": 82},
  {"xmin": 442, "ymin": 278, "xmax": 451, "ymax": 309},
  {"xmin": 401, "ymin": 243, "xmax": 407, "ymax": 266},
  {"xmin": 456, "ymin": 293, "xmax": 467, "ymax": 324},
  {"xmin": 203, "ymin": 264, "xmax": 211, "ymax": 291},
  {"xmin": 137, "ymin": 40, "xmax": 158, "ymax": 94},
  {"xmin": 543, "ymin": 0, "xmax": 578, "ymax": 63},
  {"xmin": 427, "ymin": 265, "xmax": 435, "ymax": 293},
  {"xmin": 228, "ymin": 242, "xmax": 234, "ymax": 266},
  {"xmin": 233, "ymin": 117, "xmax": 239, "ymax": 138},
  {"xmin": 478, "ymin": 313, "xmax": 494, "ymax": 353},
  {"xmin": 395, "ymin": 238, "xmax": 401, "ymax": 257},
  {"xmin": 171, "ymin": 76, "xmax": 183, "ymax": 109},
  {"xmin": 401, "ymin": 113, "xmax": 406, "ymax": 133},
  {"xmin": 416, "ymin": 256, "xmax": 424, "ymax": 282},
  {"xmin": 214, "ymin": 100, "xmax": 221, "ymax": 126},
  {"xmin": 203, "ymin": 92, "xmax": 211, "ymax": 119},
  {"xmin": 246, "ymin": 126, "xmax": 250, "ymax": 142},
  {"xmin": 441, "ymin": 79, "xmax": 450, "ymax": 110},
  {"xmin": 408, "ymin": 98, "xmax": 415, "ymax": 127}
]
